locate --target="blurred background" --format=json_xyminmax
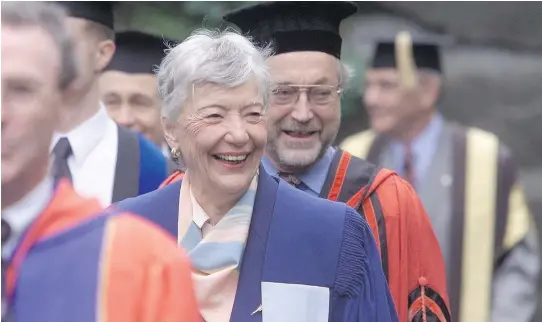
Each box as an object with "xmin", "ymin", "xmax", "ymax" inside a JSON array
[{"xmin": 115, "ymin": 1, "xmax": 542, "ymax": 316}]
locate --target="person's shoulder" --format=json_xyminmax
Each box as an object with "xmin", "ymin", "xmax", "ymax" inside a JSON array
[
  {"xmin": 115, "ymin": 180, "xmax": 181, "ymax": 213},
  {"xmin": 340, "ymin": 129, "xmax": 376, "ymax": 148},
  {"xmin": 462, "ymin": 125, "xmax": 517, "ymax": 168},
  {"xmin": 334, "ymin": 206, "xmax": 378, "ymax": 296},
  {"xmin": 339, "ymin": 129, "xmax": 377, "ymax": 158},
  {"xmin": 278, "ymin": 182, "xmax": 349, "ymax": 221},
  {"xmin": 110, "ymin": 210, "xmax": 188, "ymax": 265},
  {"xmin": 464, "ymin": 125, "xmax": 501, "ymax": 147},
  {"xmin": 377, "ymin": 169, "xmax": 423, "ymax": 219}
]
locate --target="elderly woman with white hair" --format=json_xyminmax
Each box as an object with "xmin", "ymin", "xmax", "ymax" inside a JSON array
[{"xmin": 115, "ymin": 28, "xmax": 398, "ymax": 322}]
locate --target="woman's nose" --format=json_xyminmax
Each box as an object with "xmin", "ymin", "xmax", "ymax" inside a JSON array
[{"xmin": 224, "ymin": 117, "xmax": 249, "ymax": 146}]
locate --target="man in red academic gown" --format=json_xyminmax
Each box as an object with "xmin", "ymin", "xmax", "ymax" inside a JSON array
[
  {"xmin": 1, "ymin": 2, "xmax": 201, "ymax": 321},
  {"xmin": 162, "ymin": 2, "xmax": 451, "ymax": 321}
]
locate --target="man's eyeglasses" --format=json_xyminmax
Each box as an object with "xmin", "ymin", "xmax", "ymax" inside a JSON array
[{"xmin": 270, "ymin": 84, "xmax": 342, "ymax": 106}]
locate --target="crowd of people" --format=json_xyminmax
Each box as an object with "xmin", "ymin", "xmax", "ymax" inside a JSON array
[{"xmin": 1, "ymin": 1, "xmax": 538, "ymax": 322}]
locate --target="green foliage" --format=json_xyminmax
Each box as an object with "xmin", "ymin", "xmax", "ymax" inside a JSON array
[{"xmin": 115, "ymin": 1, "xmax": 258, "ymax": 40}]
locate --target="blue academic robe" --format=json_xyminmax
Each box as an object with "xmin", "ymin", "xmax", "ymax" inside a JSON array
[
  {"xmin": 112, "ymin": 125, "xmax": 174, "ymax": 203},
  {"xmin": 115, "ymin": 166, "xmax": 398, "ymax": 321}
]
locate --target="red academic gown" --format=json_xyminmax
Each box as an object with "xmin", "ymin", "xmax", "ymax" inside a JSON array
[
  {"xmin": 5, "ymin": 180, "xmax": 201, "ymax": 322},
  {"xmin": 160, "ymin": 153, "xmax": 451, "ymax": 322}
]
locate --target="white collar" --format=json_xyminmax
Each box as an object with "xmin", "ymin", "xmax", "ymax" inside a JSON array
[
  {"xmin": 2, "ymin": 176, "xmax": 53, "ymax": 258},
  {"xmin": 50, "ymin": 104, "xmax": 111, "ymax": 167},
  {"xmin": 190, "ymin": 188, "xmax": 210, "ymax": 229}
]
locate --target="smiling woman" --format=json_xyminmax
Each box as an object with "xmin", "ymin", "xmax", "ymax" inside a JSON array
[
  {"xmin": 157, "ymin": 28, "xmax": 272, "ymax": 220},
  {"xmin": 115, "ymin": 25, "xmax": 398, "ymax": 322}
]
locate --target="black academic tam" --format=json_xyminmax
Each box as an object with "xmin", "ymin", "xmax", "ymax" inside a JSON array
[
  {"xmin": 107, "ymin": 31, "xmax": 173, "ymax": 75},
  {"xmin": 223, "ymin": 1, "xmax": 358, "ymax": 59},
  {"xmin": 55, "ymin": 1, "xmax": 115, "ymax": 29}
]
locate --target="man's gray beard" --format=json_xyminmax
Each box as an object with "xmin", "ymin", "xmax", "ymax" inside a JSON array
[{"xmin": 266, "ymin": 137, "xmax": 333, "ymax": 173}]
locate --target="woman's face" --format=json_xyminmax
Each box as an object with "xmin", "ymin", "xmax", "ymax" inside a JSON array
[{"xmin": 170, "ymin": 80, "xmax": 267, "ymax": 196}]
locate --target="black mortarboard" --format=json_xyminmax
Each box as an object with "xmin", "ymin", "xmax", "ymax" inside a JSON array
[
  {"xmin": 56, "ymin": 1, "xmax": 114, "ymax": 29},
  {"xmin": 107, "ymin": 31, "xmax": 170, "ymax": 74},
  {"xmin": 223, "ymin": 1, "xmax": 358, "ymax": 59},
  {"xmin": 371, "ymin": 36, "xmax": 442, "ymax": 73}
]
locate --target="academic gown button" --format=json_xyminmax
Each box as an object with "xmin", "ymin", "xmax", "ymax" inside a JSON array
[{"xmin": 440, "ymin": 174, "xmax": 452, "ymax": 187}]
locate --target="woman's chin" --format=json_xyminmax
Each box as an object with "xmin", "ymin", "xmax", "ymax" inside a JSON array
[{"xmin": 212, "ymin": 173, "xmax": 256, "ymax": 195}]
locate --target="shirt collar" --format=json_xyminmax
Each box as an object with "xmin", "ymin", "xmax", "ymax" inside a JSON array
[
  {"xmin": 391, "ymin": 112, "xmax": 443, "ymax": 156},
  {"xmin": 50, "ymin": 104, "xmax": 110, "ymax": 167},
  {"xmin": 389, "ymin": 112, "xmax": 444, "ymax": 183},
  {"xmin": 189, "ymin": 187, "xmax": 209, "ymax": 229},
  {"xmin": 262, "ymin": 146, "xmax": 335, "ymax": 195},
  {"xmin": 2, "ymin": 176, "xmax": 54, "ymax": 259}
]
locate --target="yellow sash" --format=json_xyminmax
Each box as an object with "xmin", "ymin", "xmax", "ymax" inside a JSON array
[{"xmin": 340, "ymin": 127, "xmax": 530, "ymax": 322}]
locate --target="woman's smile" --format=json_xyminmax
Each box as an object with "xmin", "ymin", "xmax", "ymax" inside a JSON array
[{"xmin": 212, "ymin": 152, "xmax": 252, "ymax": 169}]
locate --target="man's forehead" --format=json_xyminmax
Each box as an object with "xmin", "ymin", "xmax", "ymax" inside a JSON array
[
  {"xmin": 100, "ymin": 72, "xmax": 158, "ymax": 95},
  {"xmin": 2, "ymin": 25, "xmax": 59, "ymax": 61},
  {"xmin": 3, "ymin": 24, "xmax": 50, "ymax": 42},
  {"xmin": 102, "ymin": 71, "xmax": 157, "ymax": 82},
  {"xmin": 2, "ymin": 27, "xmax": 59, "ymax": 88},
  {"xmin": 267, "ymin": 52, "xmax": 340, "ymax": 84}
]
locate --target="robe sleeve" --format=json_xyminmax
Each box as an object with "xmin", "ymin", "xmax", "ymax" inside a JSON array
[
  {"xmin": 395, "ymin": 178, "xmax": 451, "ymax": 322},
  {"xmin": 491, "ymin": 176, "xmax": 539, "ymax": 322},
  {"xmin": 139, "ymin": 247, "xmax": 202, "ymax": 322},
  {"xmin": 100, "ymin": 214, "xmax": 201, "ymax": 321},
  {"xmin": 330, "ymin": 206, "xmax": 399, "ymax": 322}
]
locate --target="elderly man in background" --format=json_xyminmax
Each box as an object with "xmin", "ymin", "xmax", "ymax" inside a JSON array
[
  {"xmin": 225, "ymin": 3, "xmax": 449, "ymax": 321},
  {"xmin": 115, "ymin": 28, "xmax": 398, "ymax": 321},
  {"xmin": 1, "ymin": 2, "xmax": 201, "ymax": 321},
  {"xmin": 341, "ymin": 34, "xmax": 539, "ymax": 322}
]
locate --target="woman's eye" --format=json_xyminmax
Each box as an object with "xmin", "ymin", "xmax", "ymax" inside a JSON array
[{"xmin": 245, "ymin": 112, "xmax": 263, "ymax": 123}]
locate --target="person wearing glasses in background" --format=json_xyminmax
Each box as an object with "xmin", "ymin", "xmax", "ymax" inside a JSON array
[
  {"xmin": 114, "ymin": 26, "xmax": 398, "ymax": 321},
  {"xmin": 161, "ymin": 2, "xmax": 451, "ymax": 321}
]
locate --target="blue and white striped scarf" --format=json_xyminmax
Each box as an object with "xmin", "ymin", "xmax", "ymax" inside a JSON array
[{"xmin": 177, "ymin": 172, "xmax": 258, "ymax": 322}]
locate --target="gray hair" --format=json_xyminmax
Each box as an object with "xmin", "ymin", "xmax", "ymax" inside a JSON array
[
  {"xmin": 1, "ymin": 1, "xmax": 77, "ymax": 90},
  {"xmin": 156, "ymin": 28, "xmax": 273, "ymax": 120},
  {"xmin": 339, "ymin": 61, "xmax": 355, "ymax": 92}
]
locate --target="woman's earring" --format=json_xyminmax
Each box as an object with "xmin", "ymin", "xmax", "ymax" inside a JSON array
[{"xmin": 171, "ymin": 147, "xmax": 182, "ymax": 158}]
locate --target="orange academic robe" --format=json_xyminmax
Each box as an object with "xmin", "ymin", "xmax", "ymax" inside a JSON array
[{"xmin": 5, "ymin": 180, "xmax": 201, "ymax": 322}]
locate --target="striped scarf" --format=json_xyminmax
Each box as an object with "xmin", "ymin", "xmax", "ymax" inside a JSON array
[{"xmin": 177, "ymin": 172, "xmax": 257, "ymax": 322}]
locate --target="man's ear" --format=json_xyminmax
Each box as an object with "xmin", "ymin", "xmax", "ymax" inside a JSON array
[
  {"xmin": 95, "ymin": 39, "xmax": 115, "ymax": 73},
  {"xmin": 161, "ymin": 117, "xmax": 178, "ymax": 150}
]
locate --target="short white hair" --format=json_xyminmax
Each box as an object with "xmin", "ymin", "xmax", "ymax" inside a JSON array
[{"xmin": 156, "ymin": 28, "xmax": 273, "ymax": 120}]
